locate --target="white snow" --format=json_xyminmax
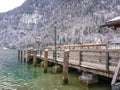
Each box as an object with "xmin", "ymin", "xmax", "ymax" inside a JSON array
[{"xmin": 108, "ymin": 16, "xmax": 120, "ymax": 22}]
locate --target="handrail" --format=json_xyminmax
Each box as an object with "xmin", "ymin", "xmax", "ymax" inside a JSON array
[{"xmin": 46, "ymin": 43, "xmax": 107, "ymax": 50}]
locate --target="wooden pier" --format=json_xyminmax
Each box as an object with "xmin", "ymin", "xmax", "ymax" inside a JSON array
[
  {"xmin": 19, "ymin": 44, "xmax": 120, "ymax": 88},
  {"xmin": 39, "ymin": 49, "xmax": 120, "ymax": 78}
]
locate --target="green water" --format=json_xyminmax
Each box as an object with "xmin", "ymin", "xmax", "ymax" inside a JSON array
[{"xmin": 0, "ymin": 50, "xmax": 111, "ymax": 90}]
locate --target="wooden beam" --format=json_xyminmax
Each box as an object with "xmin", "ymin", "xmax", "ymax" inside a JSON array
[{"xmin": 111, "ymin": 58, "xmax": 120, "ymax": 85}]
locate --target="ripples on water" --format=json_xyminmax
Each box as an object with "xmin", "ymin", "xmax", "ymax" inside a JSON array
[{"xmin": 0, "ymin": 50, "xmax": 111, "ymax": 90}]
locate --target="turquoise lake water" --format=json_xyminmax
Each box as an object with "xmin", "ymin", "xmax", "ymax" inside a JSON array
[{"xmin": 0, "ymin": 50, "xmax": 111, "ymax": 90}]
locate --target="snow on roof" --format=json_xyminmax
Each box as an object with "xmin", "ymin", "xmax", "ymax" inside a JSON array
[
  {"xmin": 108, "ymin": 16, "xmax": 120, "ymax": 22},
  {"xmin": 99, "ymin": 16, "xmax": 120, "ymax": 28}
]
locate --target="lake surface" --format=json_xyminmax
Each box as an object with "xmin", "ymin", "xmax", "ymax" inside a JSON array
[{"xmin": 0, "ymin": 50, "xmax": 111, "ymax": 90}]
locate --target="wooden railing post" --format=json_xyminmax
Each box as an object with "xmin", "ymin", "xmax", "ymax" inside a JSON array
[
  {"xmin": 79, "ymin": 51, "xmax": 82, "ymax": 68},
  {"xmin": 106, "ymin": 51, "xmax": 109, "ymax": 72},
  {"xmin": 33, "ymin": 50, "xmax": 37, "ymax": 67},
  {"xmin": 62, "ymin": 49, "xmax": 69, "ymax": 85},
  {"xmin": 21, "ymin": 50, "xmax": 23, "ymax": 60},
  {"xmin": 44, "ymin": 49, "xmax": 48, "ymax": 73}
]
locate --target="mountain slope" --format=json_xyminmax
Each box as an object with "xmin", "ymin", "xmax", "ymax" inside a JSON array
[{"xmin": 0, "ymin": 0, "xmax": 120, "ymax": 48}]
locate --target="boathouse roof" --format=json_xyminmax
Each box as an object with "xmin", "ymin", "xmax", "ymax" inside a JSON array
[{"xmin": 100, "ymin": 16, "xmax": 120, "ymax": 29}]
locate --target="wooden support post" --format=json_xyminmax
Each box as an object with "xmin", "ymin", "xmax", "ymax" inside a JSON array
[
  {"xmin": 23, "ymin": 50, "xmax": 26, "ymax": 62},
  {"xmin": 23, "ymin": 50, "xmax": 25, "ymax": 61},
  {"xmin": 21, "ymin": 50, "xmax": 23, "ymax": 60},
  {"xmin": 26, "ymin": 50, "xmax": 30, "ymax": 63},
  {"xmin": 18, "ymin": 49, "xmax": 20, "ymax": 60},
  {"xmin": 106, "ymin": 52, "xmax": 109, "ymax": 72},
  {"xmin": 62, "ymin": 49, "xmax": 69, "ymax": 85},
  {"xmin": 111, "ymin": 58, "xmax": 120, "ymax": 86},
  {"xmin": 44, "ymin": 49, "xmax": 48, "ymax": 73},
  {"xmin": 79, "ymin": 51, "xmax": 82, "ymax": 68},
  {"xmin": 33, "ymin": 50, "xmax": 37, "ymax": 67}
]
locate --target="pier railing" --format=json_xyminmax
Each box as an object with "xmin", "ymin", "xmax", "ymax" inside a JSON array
[
  {"xmin": 43, "ymin": 49, "xmax": 120, "ymax": 78},
  {"xmin": 46, "ymin": 43, "xmax": 107, "ymax": 50},
  {"xmin": 22, "ymin": 48, "xmax": 120, "ymax": 86}
]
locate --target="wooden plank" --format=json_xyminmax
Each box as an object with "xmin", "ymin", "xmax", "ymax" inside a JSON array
[
  {"xmin": 109, "ymin": 58, "xmax": 119, "ymax": 66},
  {"xmin": 109, "ymin": 57, "xmax": 119, "ymax": 61},
  {"xmin": 81, "ymin": 61, "xmax": 106, "ymax": 71},
  {"xmin": 109, "ymin": 54, "xmax": 119, "ymax": 58},
  {"xmin": 82, "ymin": 52, "xmax": 106, "ymax": 57},
  {"xmin": 110, "ymin": 62, "xmax": 117, "ymax": 66},
  {"xmin": 48, "ymin": 50, "xmax": 53, "ymax": 59},
  {"xmin": 69, "ymin": 49, "xmax": 120, "ymax": 52},
  {"xmin": 82, "ymin": 56, "xmax": 106, "ymax": 61},
  {"xmin": 81, "ymin": 59, "xmax": 106, "ymax": 65},
  {"xmin": 69, "ymin": 59, "xmax": 79, "ymax": 65},
  {"xmin": 69, "ymin": 51, "xmax": 80, "ymax": 61},
  {"xmin": 111, "ymin": 58, "xmax": 120, "ymax": 85},
  {"xmin": 109, "ymin": 59, "xmax": 119, "ymax": 64}
]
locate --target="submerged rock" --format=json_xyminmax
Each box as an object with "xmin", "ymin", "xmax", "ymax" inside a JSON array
[
  {"xmin": 112, "ymin": 82, "xmax": 120, "ymax": 90},
  {"xmin": 79, "ymin": 72, "xmax": 98, "ymax": 86}
]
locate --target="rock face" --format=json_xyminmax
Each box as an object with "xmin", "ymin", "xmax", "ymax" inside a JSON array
[{"xmin": 0, "ymin": 0, "xmax": 120, "ymax": 48}]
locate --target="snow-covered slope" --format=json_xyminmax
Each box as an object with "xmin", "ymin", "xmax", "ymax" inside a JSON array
[{"xmin": 0, "ymin": 0, "xmax": 120, "ymax": 48}]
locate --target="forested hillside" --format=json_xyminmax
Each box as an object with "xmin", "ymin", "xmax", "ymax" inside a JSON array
[{"xmin": 0, "ymin": 0, "xmax": 120, "ymax": 48}]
